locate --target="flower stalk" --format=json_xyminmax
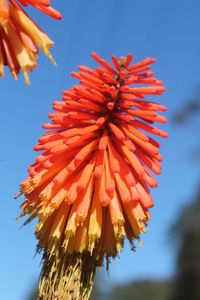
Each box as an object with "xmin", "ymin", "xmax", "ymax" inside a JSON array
[{"xmin": 39, "ymin": 252, "xmax": 97, "ymax": 300}]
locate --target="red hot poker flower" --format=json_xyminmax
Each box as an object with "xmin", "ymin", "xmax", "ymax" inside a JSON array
[
  {"xmin": 11, "ymin": 0, "xmax": 62, "ymax": 19},
  {"xmin": 17, "ymin": 52, "xmax": 167, "ymax": 299},
  {"xmin": 0, "ymin": 0, "xmax": 61, "ymax": 84}
]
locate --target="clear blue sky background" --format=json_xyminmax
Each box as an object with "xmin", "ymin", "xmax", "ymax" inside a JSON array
[{"xmin": 1, "ymin": 0, "xmax": 200, "ymax": 299}]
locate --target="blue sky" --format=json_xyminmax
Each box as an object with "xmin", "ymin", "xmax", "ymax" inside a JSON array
[{"xmin": 1, "ymin": 0, "xmax": 200, "ymax": 299}]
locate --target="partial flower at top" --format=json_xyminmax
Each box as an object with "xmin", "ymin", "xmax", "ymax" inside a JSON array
[
  {"xmin": 0, "ymin": 0, "xmax": 61, "ymax": 85},
  {"xmin": 17, "ymin": 52, "xmax": 167, "ymax": 299},
  {"xmin": 11, "ymin": 0, "xmax": 62, "ymax": 19}
]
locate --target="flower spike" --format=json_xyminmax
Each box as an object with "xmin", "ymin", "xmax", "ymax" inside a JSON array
[
  {"xmin": 17, "ymin": 52, "xmax": 167, "ymax": 299},
  {"xmin": 0, "ymin": 0, "xmax": 61, "ymax": 85}
]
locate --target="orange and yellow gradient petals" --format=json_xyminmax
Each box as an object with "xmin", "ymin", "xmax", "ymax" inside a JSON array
[
  {"xmin": 16, "ymin": 53, "xmax": 167, "ymax": 298},
  {"xmin": 88, "ymin": 180, "xmax": 102, "ymax": 254}
]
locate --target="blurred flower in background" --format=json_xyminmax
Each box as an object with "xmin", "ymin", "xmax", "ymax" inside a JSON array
[
  {"xmin": 13, "ymin": 0, "xmax": 62, "ymax": 19},
  {"xmin": 0, "ymin": 0, "xmax": 61, "ymax": 85}
]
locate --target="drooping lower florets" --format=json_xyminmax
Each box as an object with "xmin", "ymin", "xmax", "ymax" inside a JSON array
[{"xmin": 17, "ymin": 52, "xmax": 167, "ymax": 299}]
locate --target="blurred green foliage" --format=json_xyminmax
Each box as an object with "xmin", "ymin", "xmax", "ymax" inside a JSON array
[
  {"xmin": 172, "ymin": 187, "xmax": 200, "ymax": 300},
  {"xmin": 91, "ymin": 280, "xmax": 172, "ymax": 300},
  {"xmin": 171, "ymin": 88, "xmax": 200, "ymax": 300},
  {"xmin": 28, "ymin": 286, "xmax": 38, "ymax": 300}
]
